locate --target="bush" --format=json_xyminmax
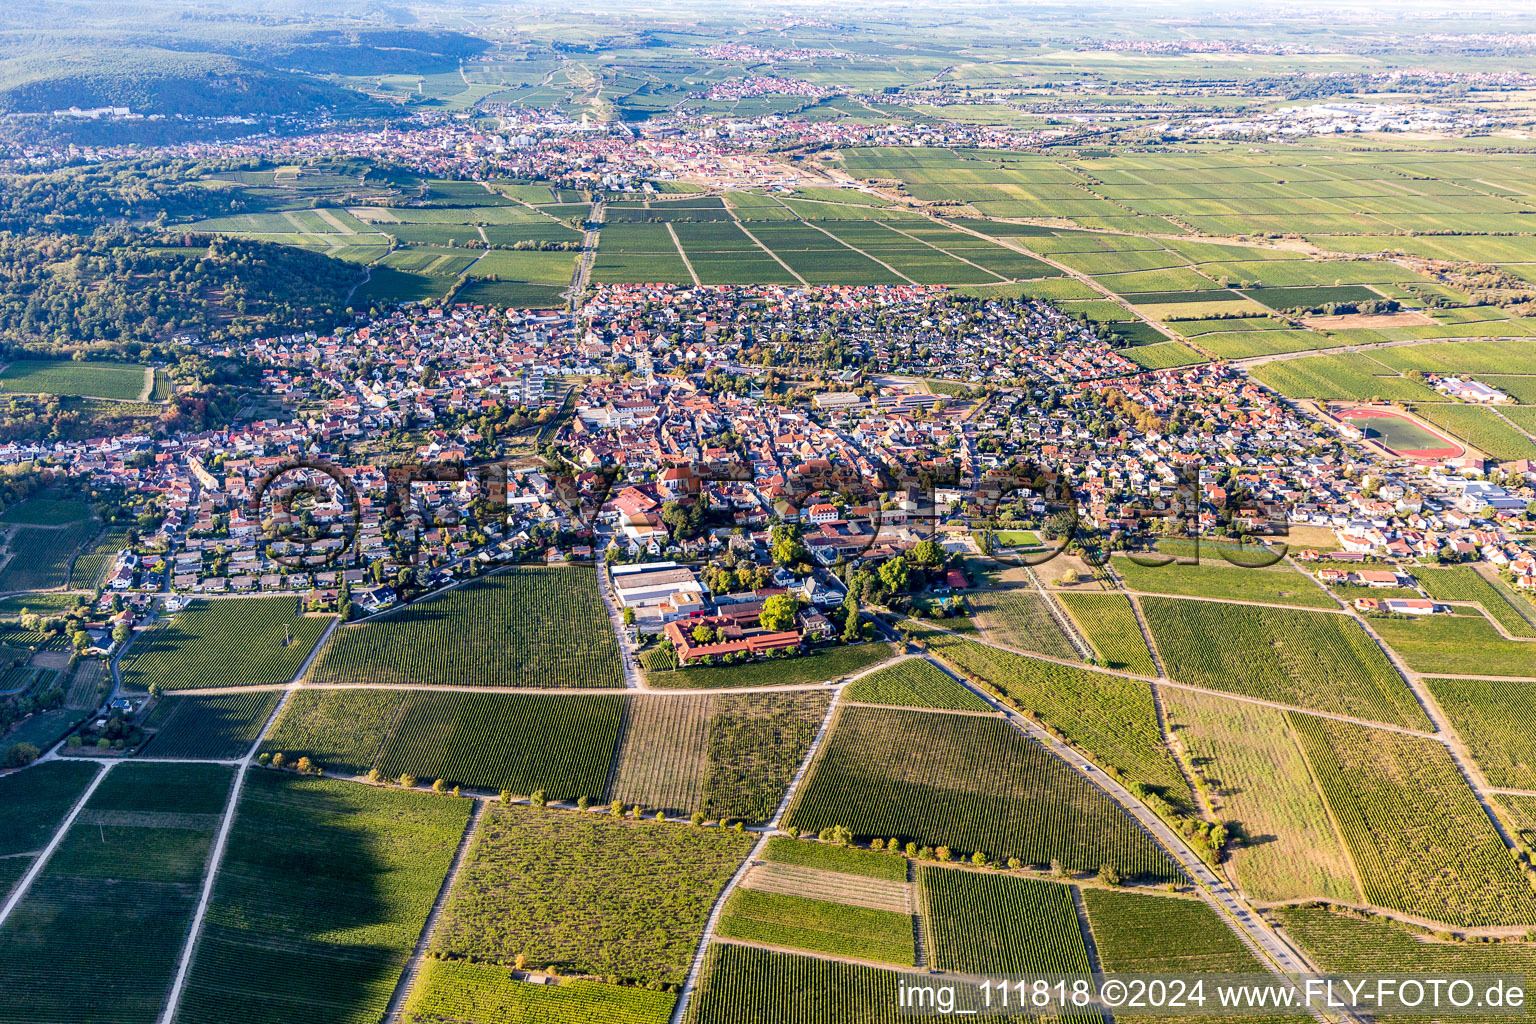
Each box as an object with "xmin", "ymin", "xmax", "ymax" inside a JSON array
[
  {"xmin": 1097, "ymin": 863, "xmax": 1123, "ymax": 886},
  {"xmin": 271, "ymin": 752, "xmax": 286, "ymax": 769},
  {"xmin": 530, "ymin": 789, "xmax": 547, "ymax": 807},
  {"xmin": 433, "ymin": 778, "xmax": 448, "ymax": 794},
  {"xmin": 2, "ymin": 741, "xmax": 40, "ymax": 767},
  {"xmin": 367, "ymin": 767, "xmax": 384, "ymax": 783},
  {"xmin": 399, "ymin": 773, "xmax": 418, "ymax": 788},
  {"xmin": 257, "ymin": 752, "xmax": 270, "ymax": 765}
]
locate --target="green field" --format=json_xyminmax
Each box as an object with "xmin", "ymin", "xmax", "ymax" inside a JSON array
[
  {"xmin": 1164, "ymin": 688, "xmax": 1357, "ymax": 902},
  {"xmin": 310, "ymin": 568, "xmax": 622, "ymax": 688},
  {"xmin": 1425, "ymin": 676, "xmax": 1536, "ymax": 790},
  {"xmin": 1112, "ymin": 555, "xmax": 1333, "ymax": 607},
  {"xmin": 963, "ymin": 588, "xmax": 1078, "ymax": 660},
  {"xmin": 1141, "ymin": 598, "xmax": 1428, "ymax": 728},
  {"xmin": 842, "ymin": 657, "xmax": 992, "ymax": 711},
  {"xmin": 0, "ymin": 759, "xmax": 99, "ymax": 856},
  {"xmin": 644, "ymin": 640, "xmax": 896, "ymax": 689},
  {"xmin": 1290, "ymin": 713, "xmax": 1536, "ymax": 927},
  {"xmin": 920, "ymin": 868, "xmax": 1091, "ymax": 976},
  {"xmin": 1368, "ymin": 613, "xmax": 1536, "ymax": 677},
  {"xmin": 1280, "ymin": 905, "xmax": 1536, "ymax": 1022},
  {"xmin": 1057, "ymin": 592, "xmax": 1158, "ymax": 674},
  {"xmin": 120, "ymin": 598, "xmax": 333, "ymax": 691},
  {"xmin": 263, "ymin": 689, "xmax": 622, "ymax": 800},
  {"xmin": 1414, "ymin": 567, "xmax": 1536, "ymax": 637},
  {"xmin": 0, "ymin": 762, "xmax": 232, "ymax": 1024},
  {"xmin": 140, "ymin": 691, "xmax": 281, "ymax": 759},
  {"xmin": 687, "ymin": 943, "xmax": 963, "ymax": 1024},
  {"xmin": 0, "ymin": 359, "xmax": 148, "ymax": 401},
  {"xmin": 717, "ymin": 887, "xmax": 915, "ymax": 965},
  {"xmin": 0, "ymin": 519, "xmax": 96, "ymax": 592},
  {"xmin": 761, "ymin": 836, "xmax": 910, "ymax": 881},
  {"xmin": 405, "ymin": 960, "xmax": 675, "ymax": 1024},
  {"xmin": 173, "ymin": 770, "xmax": 471, "ymax": 1024},
  {"xmin": 0, "ymin": 498, "xmax": 91, "ymax": 525},
  {"xmin": 918, "ymin": 630, "xmax": 1188, "ymax": 804},
  {"xmin": 431, "ymin": 803, "xmax": 756, "ymax": 987},
  {"xmin": 785, "ymin": 706, "xmax": 1179, "ymax": 879}
]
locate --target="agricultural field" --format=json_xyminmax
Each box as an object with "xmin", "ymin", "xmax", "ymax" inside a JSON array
[
  {"xmin": 1367, "ymin": 613, "xmax": 1536, "ymax": 677},
  {"xmin": 173, "ymin": 771, "xmax": 471, "ymax": 1024},
  {"xmin": 1279, "ymin": 905, "xmax": 1536, "ymax": 1019},
  {"xmin": 140, "ymin": 691, "xmax": 281, "ymax": 759},
  {"xmin": 1141, "ymin": 598, "xmax": 1428, "ymax": 729},
  {"xmin": 1289, "ymin": 713, "xmax": 1536, "ymax": 927},
  {"xmin": 263, "ymin": 689, "xmax": 623, "ymax": 799},
  {"xmin": 431, "ymin": 803, "xmax": 756, "ymax": 987},
  {"xmin": 962, "ymin": 588, "xmax": 1078, "ymax": 660},
  {"xmin": 257, "ymin": 688, "xmax": 407, "ymax": 776},
  {"xmin": 608, "ymin": 690, "xmax": 830, "ymax": 822},
  {"xmin": 760, "ymin": 836, "xmax": 910, "ymax": 882},
  {"xmin": 0, "ymin": 759, "xmax": 99, "ymax": 856},
  {"xmin": 69, "ymin": 529, "xmax": 129, "ymax": 589},
  {"xmin": 405, "ymin": 960, "xmax": 675, "ymax": 1024},
  {"xmin": 607, "ymin": 692, "xmax": 714, "ymax": 816},
  {"xmin": 0, "ymin": 498, "xmax": 91, "ymax": 525},
  {"xmin": 0, "ymin": 762, "xmax": 232, "ymax": 1024},
  {"xmin": 716, "ymin": 887, "xmax": 916, "ymax": 965},
  {"xmin": 309, "ymin": 568, "xmax": 622, "ymax": 688},
  {"xmin": 920, "ymin": 868, "xmax": 1091, "ymax": 976},
  {"xmin": 120, "ymin": 597, "xmax": 334, "ymax": 691},
  {"xmin": 1424, "ymin": 676, "xmax": 1536, "ymax": 790},
  {"xmin": 1250, "ymin": 352, "xmax": 1441, "ymax": 402},
  {"xmin": 917, "ymin": 630, "xmax": 1188, "ymax": 804},
  {"xmin": 1410, "ymin": 403, "xmax": 1536, "ymax": 461},
  {"xmin": 0, "ymin": 359, "xmax": 149, "ymax": 401},
  {"xmin": 1414, "ymin": 567, "xmax": 1536, "ymax": 637},
  {"xmin": 699, "ymin": 692, "xmax": 833, "ymax": 824},
  {"xmin": 1162, "ymin": 688, "xmax": 1358, "ymax": 903},
  {"xmin": 1112, "ymin": 555, "xmax": 1334, "ymax": 608},
  {"xmin": 0, "ymin": 519, "xmax": 96, "ymax": 592},
  {"xmin": 1083, "ymin": 887, "xmax": 1269, "ymax": 973},
  {"xmin": 842, "ymin": 657, "xmax": 993, "ymax": 711},
  {"xmin": 644, "ymin": 639, "xmax": 896, "ymax": 688},
  {"xmin": 1056, "ymin": 592, "xmax": 1158, "ymax": 675},
  {"xmin": 686, "ymin": 943, "xmax": 971, "ymax": 1024},
  {"xmin": 372, "ymin": 691, "xmax": 623, "ymax": 799},
  {"xmin": 785, "ymin": 706, "xmax": 1179, "ymax": 879}
]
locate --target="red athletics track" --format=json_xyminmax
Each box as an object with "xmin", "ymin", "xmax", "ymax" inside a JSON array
[{"xmin": 1335, "ymin": 406, "xmax": 1466, "ymax": 462}]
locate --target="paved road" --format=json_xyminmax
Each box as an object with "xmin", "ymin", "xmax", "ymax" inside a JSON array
[
  {"xmin": 921, "ymin": 655, "xmax": 1325, "ymax": 992},
  {"xmin": 669, "ymin": 680, "xmax": 845, "ymax": 1024},
  {"xmin": 0, "ymin": 761, "xmax": 111, "ymax": 929},
  {"xmin": 912, "ymin": 619, "xmax": 1444, "ymax": 739}
]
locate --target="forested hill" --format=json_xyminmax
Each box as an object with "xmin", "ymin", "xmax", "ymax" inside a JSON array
[
  {"xmin": 0, "ymin": 233, "xmax": 363, "ymax": 351},
  {"xmin": 0, "ymin": 49, "xmax": 381, "ymax": 117},
  {"xmin": 0, "ymin": 159, "xmax": 256, "ymax": 235}
]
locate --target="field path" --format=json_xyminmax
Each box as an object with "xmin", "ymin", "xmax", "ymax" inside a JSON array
[
  {"xmin": 878, "ymin": 220, "xmax": 1009, "ymax": 282},
  {"xmin": 799, "ymin": 219, "xmax": 918, "ymax": 285},
  {"xmin": 920, "ymin": 654, "xmax": 1327, "ymax": 1005},
  {"xmin": 382, "ymin": 799, "xmax": 485, "ymax": 1024},
  {"xmin": 668, "ymin": 679, "xmax": 844, "ymax": 1024},
  {"xmin": 666, "ymin": 222, "xmax": 702, "ymax": 286},
  {"xmin": 932, "ymin": 214, "xmax": 1184, "ymax": 346},
  {"xmin": 157, "ymin": 688, "xmax": 296, "ymax": 1024},
  {"xmin": 911, "ymin": 619, "xmax": 1446, "ymax": 740},
  {"xmin": 0, "ymin": 760, "xmax": 111, "ymax": 930},
  {"xmin": 138, "ymin": 366, "xmax": 154, "ymax": 402},
  {"xmin": 1294, "ymin": 560, "xmax": 1529, "ymax": 859},
  {"xmin": 725, "ymin": 207, "xmax": 808, "ymax": 285}
]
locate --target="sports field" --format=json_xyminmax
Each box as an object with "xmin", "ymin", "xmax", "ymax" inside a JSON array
[{"xmin": 1334, "ymin": 406, "xmax": 1465, "ymax": 461}]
